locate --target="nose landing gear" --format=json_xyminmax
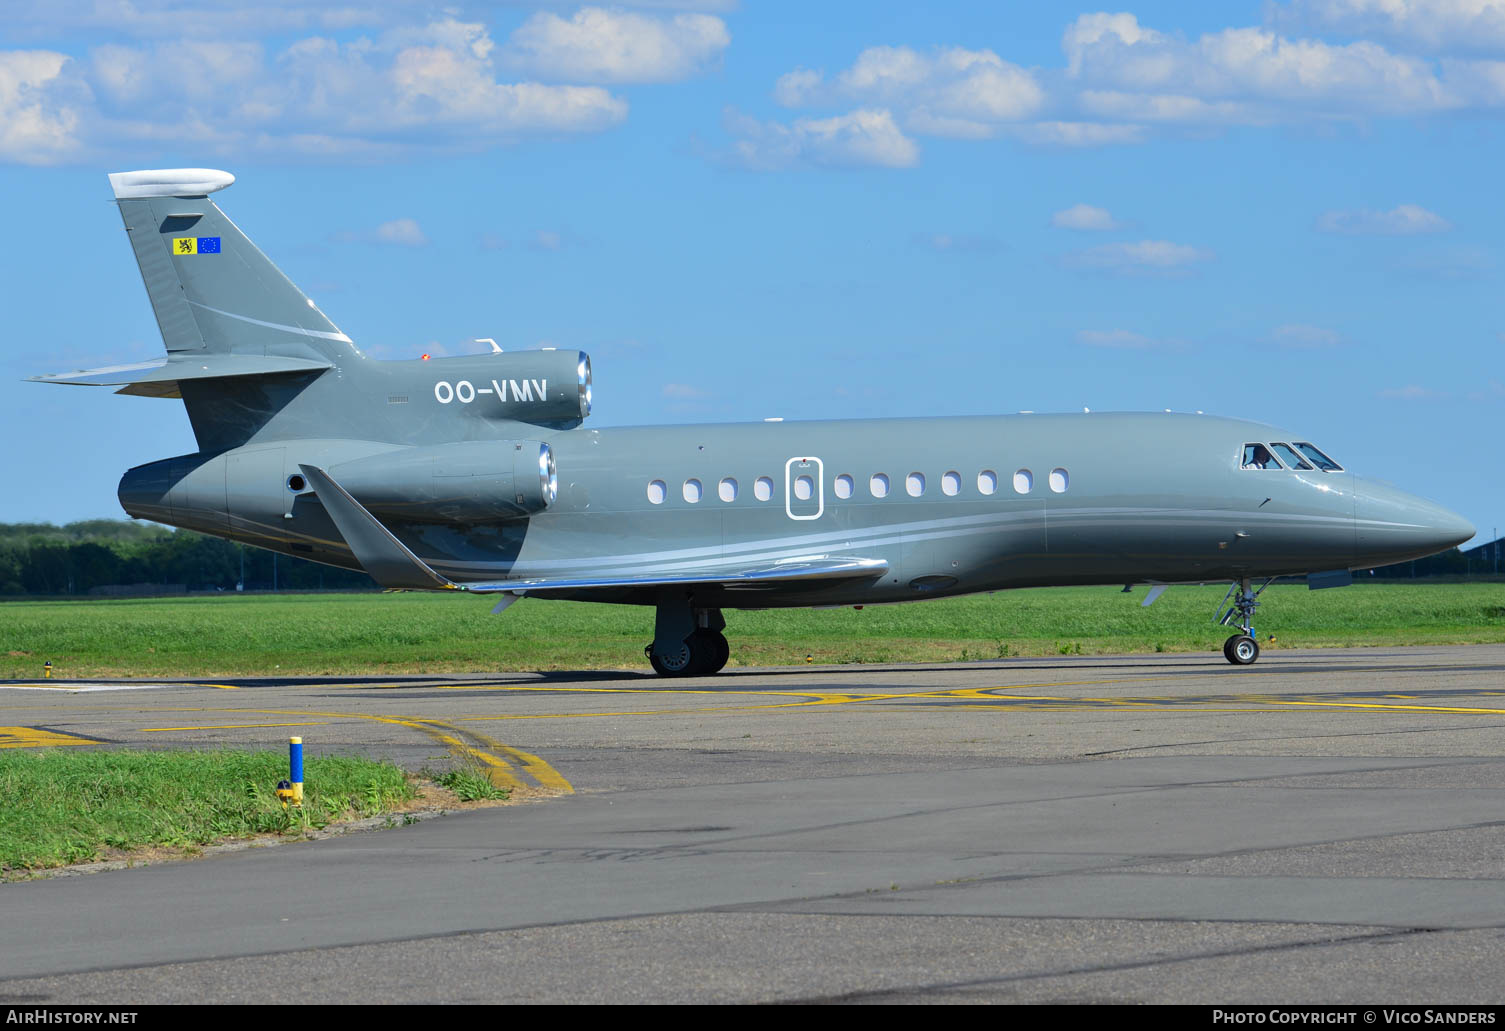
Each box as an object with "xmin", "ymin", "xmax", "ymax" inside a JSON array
[{"xmin": 1216, "ymin": 576, "xmax": 1272, "ymax": 666}]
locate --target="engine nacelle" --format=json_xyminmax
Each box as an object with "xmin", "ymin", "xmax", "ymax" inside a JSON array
[
  {"xmin": 329, "ymin": 440, "xmax": 557, "ymax": 523},
  {"xmin": 424, "ymin": 349, "xmax": 591, "ymax": 425}
]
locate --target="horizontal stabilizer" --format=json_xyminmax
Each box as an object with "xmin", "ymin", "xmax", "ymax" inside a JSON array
[
  {"xmin": 29, "ymin": 354, "xmax": 333, "ymax": 398},
  {"xmin": 299, "ymin": 463, "xmax": 889, "ymax": 594}
]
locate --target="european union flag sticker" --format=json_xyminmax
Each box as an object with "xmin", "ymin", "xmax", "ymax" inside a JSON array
[{"xmin": 198, "ymin": 236, "xmax": 221, "ymax": 253}]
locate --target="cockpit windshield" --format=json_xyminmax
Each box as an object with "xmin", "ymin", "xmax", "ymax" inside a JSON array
[
  {"xmin": 1241, "ymin": 443, "xmax": 1282, "ymax": 470},
  {"xmin": 1292, "ymin": 442, "xmax": 1343, "ymax": 472},
  {"xmin": 1269, "ymin": 443, "xmax": 1314, "ymax": 470}
]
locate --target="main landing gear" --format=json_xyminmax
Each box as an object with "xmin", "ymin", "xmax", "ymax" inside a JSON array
[
  {"xmin": 646, "ymin": 599, "xmax": 729, "ymax": 677},
  {"xmin": 1215, "ymin": 576, "xmax": 1272, "ymax": 666}
]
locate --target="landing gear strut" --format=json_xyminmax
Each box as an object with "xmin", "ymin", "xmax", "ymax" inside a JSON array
[
  {"xmin": 646, "ymin": 599, "xmax": 729, "ymax": 677},
  {"xmin": 1215, "ymin": 576, "xmax": 1272, "ymax": 666}
]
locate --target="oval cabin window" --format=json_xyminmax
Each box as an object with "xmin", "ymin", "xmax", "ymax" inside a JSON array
[
  {"xmin": 978, "ymin": 470, "xmax": 998, "ymax": 495},
  {"xmin": 1013, "ymin": 469, "xmax": 1033, "ymax": 494},
  {"xmin": 906, "ymin": 472, "xmax": 926, "ymax": 497},
  {"xmin": 754, "ymin": 476, "xmax": 773, "ymax": 501},
  {"xmin": 719, "ymin": 477, "xmax": 738, "ymax": 502},
  {"xmin": 834, "ymin": 474, "xmax": 854, "ymax": 499},
  {"xmin": 942, "ymin": 471, "xmax": 960, "ymax": 496},
  {"xmin": 1049, "ymin": 468, "xmax": 1069, "ymax": 493},
  {"xmin": 683, "ymin": 479, "xmax": 702, "ymax": 503},
  {"xmin": 647, "ymin": 480, "xmax": 666, "ymax": 504},
  {"xmin": 870, "ymin": 473, "xmax": 890, "ymax": 498}
]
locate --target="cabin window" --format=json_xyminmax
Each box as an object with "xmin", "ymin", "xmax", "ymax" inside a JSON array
[
  {"xmin": 1049, "ymin": 468, "xmax": 1069, "ymax": 493},
  {"xmin": 754, "ymin": 476, "xmax": 774, "ymax": 501},
  {"xmin": 906, "ymin": 472, "xmax": 926, "ymax": 497},
  {"xmin": 834, "ymin": 474, "xmax": 854, "ymax": 499},
  {"xmin": 793, "ymin": 474, "xmax": 815, "ymax": 501},
  {"xmin": 1293, "ymin": 442, "xmax": 1343, "ymax": 472},
  {"xmin": 1269, "ymin": 443, "xmax": 1313, "ymax": 470},
  {"xmin": 978, "ymin": 470, "xmax": 998, "ymax": 495},
  {"xmin": 1013, "ymin": 469, "xmax": 1033, "ymax": 494},
  {"xmin": 683, "ymin": 478, "xmax": 703, "ymax": 503},
  {"xmin": 942, "ymin": 471, "xmax": 960, "ymax": 496},
  {"xmin": 718, "ymin": 477, "xmax": 738, "ymax": 502},
  {"xmin": 870, "ymin": 473, "xmax": 890, "ymax": 498},
  {"xmin": 1241, "ymin": 444, "xmax": 1282, "ymax": 470},
  {"xmin": 647, "ymin": 480, "xmax": 666, "ymax": 504}
]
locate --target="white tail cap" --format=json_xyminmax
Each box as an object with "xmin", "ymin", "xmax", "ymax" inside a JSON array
[{"xmin": 108, "ymin": 168, "xmax": 235, "ymax": 199}]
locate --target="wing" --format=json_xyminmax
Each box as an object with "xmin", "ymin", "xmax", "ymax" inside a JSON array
[{"xmin": 298, "ymin": 464, "xmax": 888, "ymax": 595}]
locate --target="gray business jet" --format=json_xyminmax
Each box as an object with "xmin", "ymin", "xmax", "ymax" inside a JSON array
[{"xmin": 33, "ymin": 169, "xmax": 1475, "ymax": 674}]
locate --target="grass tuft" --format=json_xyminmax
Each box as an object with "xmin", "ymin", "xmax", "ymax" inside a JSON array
[{"xmin": 0, "ymin": 749, "xmax": 415, "ymax": 872}]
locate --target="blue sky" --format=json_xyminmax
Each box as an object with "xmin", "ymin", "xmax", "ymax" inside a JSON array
[{"xmin": 1, "ymin": 1, "xmax": 1501, "ymax": 545}]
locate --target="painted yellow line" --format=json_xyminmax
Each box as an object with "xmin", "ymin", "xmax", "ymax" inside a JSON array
[
  {"xmin": 1268, "ymin": 700, "xmax": 1505, "ymax": 715},
  {"xmin": 0, "ymin": 726, "xmax": 98, "ymax": 749},
  {"xmin": 204, "ymin": 684, "xmax": 240, "ymax": 690},
  {"xmin": 453, "ymin": 723, "xmax": 574, "ymax": 793},
  {"xmin": 140, "ymin": 721, "xmax": 332, "ymax": 732}
]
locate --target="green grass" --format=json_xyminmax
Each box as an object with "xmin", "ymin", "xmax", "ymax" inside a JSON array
[
  {"xmin": 2, "ymin": 582, "xmax": 1503, "ymax": 679},
  {"xmin": 0, "ymin": 749, "xmax": 417, "ymax": 872}
]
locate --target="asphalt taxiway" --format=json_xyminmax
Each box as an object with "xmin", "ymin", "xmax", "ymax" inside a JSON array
[{"xmin": 3, "ymin": 645, "xmax": 1505, "ymax": 1003}]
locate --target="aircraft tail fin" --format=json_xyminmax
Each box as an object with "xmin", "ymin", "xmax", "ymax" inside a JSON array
[{"xmin": 108, "ymin": 168, "xmax": 357, "ymax": 365}]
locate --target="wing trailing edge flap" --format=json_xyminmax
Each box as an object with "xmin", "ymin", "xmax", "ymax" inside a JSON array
[
  {"xmin": 298, "ymin": 464, "xmax": 890, "ymax": 595},
  {"xmin": 29, "ymin": 354, "xmax": 333, "ymax": 398}
]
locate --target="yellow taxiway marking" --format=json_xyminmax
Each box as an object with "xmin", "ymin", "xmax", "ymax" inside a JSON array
[
  {"xmin": 0, "ymin": 726, "xmax": 98, "ymax": 749},
  {"xmin": 140, "ymin": 721, "xmax": 332, "ymax": 732},
  {"xmin": 228, "ymin": 708, "xmax": 572, "ymax": 794},
  {"xmin": 205, "ymin": 684, "xmax": 241, "ymax": 690}
]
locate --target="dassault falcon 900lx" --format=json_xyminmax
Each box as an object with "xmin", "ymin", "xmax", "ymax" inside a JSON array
[{"xmin": 33, "ymin": 169, "xmax": 1475, "ymax": 674}]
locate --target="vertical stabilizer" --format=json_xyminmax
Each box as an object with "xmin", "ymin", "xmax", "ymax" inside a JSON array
[{"xmin": 108, "ymin": 168, "xmax": 358, "ymax": 364}]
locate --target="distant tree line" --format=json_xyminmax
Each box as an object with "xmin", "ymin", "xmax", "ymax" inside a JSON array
[
  {"xmin": 0, "ymin": 520, "xmax": 1493, "ymax": 597},
  {"xmin": 0, "ymin": 521, "xmax": 375, "ymax": 595}
]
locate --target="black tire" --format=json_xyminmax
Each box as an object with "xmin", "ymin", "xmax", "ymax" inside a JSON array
[
  {"xmin": 647, "ymin": 638, "xmax": 694, "ymax": 677},
  {"xmin": 704, "ymin": 630, "xmax": 730, "ymax": 675},
  {"xmin": 686, "ymin": 629, "xmax": 729, "ymax": 676},
  {"xmin": 1225, "ymin": 634, "xmax": 1259, "ymax": 666}
]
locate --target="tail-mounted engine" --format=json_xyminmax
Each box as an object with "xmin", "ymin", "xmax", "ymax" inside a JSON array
[
  {"xmin": 330, "ymin": 440, "xmax": 557, "ymax": 523},
  {"xmin": 423, "ymin": 349, "xmax": 590, "ymax": 426}
]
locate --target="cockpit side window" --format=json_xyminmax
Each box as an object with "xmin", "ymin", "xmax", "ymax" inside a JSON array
[
  {"xmin": 1269, "ymin": 442, "xmax": 1313, "ymax": 470},
  {"xmin": 1241, "ymin": 443, "xmax": 1283, "ymax": 470},
  {"xmin": 1293, "ymin": 442, "xmax": 1343, "ymax": 472}
]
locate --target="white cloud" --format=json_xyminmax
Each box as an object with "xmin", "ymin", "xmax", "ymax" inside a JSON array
[
  {"xmin": 1008, "ymin": 120, "xmax": 1147, "ymax": 146},
  {"xmin": 529, "ymin": 230, "xmax": 564, "ymax": 251},
  {"xmin": 724, "ymin": 107, "xmax": 919, "ymax": 170},
  {"xmin": 1076, "ymin": 329, "xmax": 1188, "ymax": 350},
  {"xmin": 775, "ymin": 45, "xmax": 1045, "ymax": 138},
  {"xmin": 502, "ymin": 7, "xmax": 729, "ymax": 84},
  {"xmin": 1, "ymin": 1, "xmax": 390, "ymax": 40},
  {"xmin": 914, "ymin": 232, "xmax": 1000, "ymax": 252},
  {"xmin": 662, "ymin": 382, "xmax": 711, "ymax": 399},
  {"xmin": 1315, "ymin": 204, "xmax": 1453, "ymax": 233},
  {"xmin": 1380, "ymin": 384, "xmax": 1449, "ymax": 399},
  {"xmin": 0, "ymin": 50, "xmax": 85, "ymax": 164},
  {"xmin": 1066, "ymin": 239, "xmax": 1214, "ymax": 272},
  {"xmin": 1272, "ymin": 323, "xmax": 1343, "ymax": 348},
  {"xmin": 0, "ymin": 18, "xmax": 629, "ymax": 162},
  {"xmin": 374, "ymin": 218, "xmax": 427, "ymax": 246},
  {"xmin": 1062, "ymin": 12, "xmax": 1455, "ymax": 120},
  {"xmin": 1272, "ymin": 1, "xmax": 1505, "ymax": 55},
  {"xmin": 1051, "ymin": 203, "xmax": 1123, "ymax": 230},
  {"xmin": 334, "ymin": 217, "xmax": 428, "ymax": 246}
]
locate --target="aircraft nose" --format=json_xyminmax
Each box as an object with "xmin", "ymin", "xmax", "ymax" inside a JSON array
[{"xmin": 1354, "ymin": 477, "xmax": 1475, "ymax": 567}]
